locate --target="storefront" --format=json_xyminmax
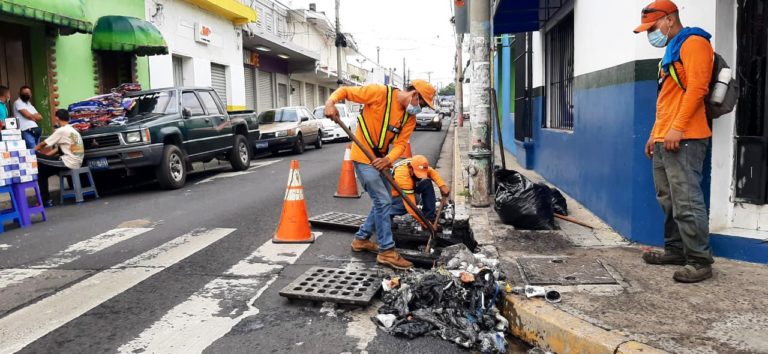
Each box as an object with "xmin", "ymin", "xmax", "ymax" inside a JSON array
[
  {"xmin": 146, "ymin": 0, "xmax": 257, "ymax": 111},
  {"xmin": 0, "ymin": 0, "xmax": 159, "ymax": 134}
]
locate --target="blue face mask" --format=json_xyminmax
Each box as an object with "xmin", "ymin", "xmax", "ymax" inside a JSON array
[
  {"xmin": 647, "ymin": 18, "xmax": 670, "ymax": 48},
  {"xmin": 406, "ymin": 103, "xmax": 422, "ymax": 115}
]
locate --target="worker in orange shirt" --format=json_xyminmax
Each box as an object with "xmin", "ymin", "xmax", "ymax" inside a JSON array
[
  {"xmin": 390, "ymin": 155, "xmax": 449, "ymax": 226},
  {"xmin": 634, "ymin": 0, "xmax": 714, "ymax": 283},
  {"xmin": 325, "ymin": 80, "xmax": 436, "ymax": 270}
]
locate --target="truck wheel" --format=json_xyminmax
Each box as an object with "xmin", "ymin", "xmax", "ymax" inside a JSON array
[
  {"xmin": 292, "ymin": 133, "xmax": 305, "ymax": 154},
  {"xmin": 229, "ymin": 135, "xmax": 251, "ymax": 171},
  {"xmin": 156, "ymin": 145, "xmax": 186, "ymax": 189},
  {"xmin": 314, "ymin": 130, "xmax": 323, "ymax": 149}
]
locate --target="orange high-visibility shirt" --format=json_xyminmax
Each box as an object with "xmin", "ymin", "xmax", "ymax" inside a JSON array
[
  {"xmin": 653, "ymin": 35, "xmax": 713, "ymax": 142},
  {"xmin": 328, "ymin": 84, "xmax": 416, "ymax": 164},
  {"xmin": 391, "ymin": 159, "xmax": 446, "ymax": 223}
]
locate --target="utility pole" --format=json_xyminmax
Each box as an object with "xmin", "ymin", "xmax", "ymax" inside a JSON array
[
  {"xmin": 468, "ymin": 0, "xmax": 491, "ymax": 207},
  {"xmin": 456, "ymin": 34, "xmax": 464, "ymax": 127},
  {"xmin": 335, "ymin": 0, "xmax": 342, "ymax": 87},
  {"xmin": 426, "ymin": 71, "xmax": 433, "ymax": 83},
  {"xmin": 402, "ymin": 58, "xmax": 407, "ymax": 87},
  {"xmin": 376, "ymin": 46, "xmax": 380, "ymax": 64}
]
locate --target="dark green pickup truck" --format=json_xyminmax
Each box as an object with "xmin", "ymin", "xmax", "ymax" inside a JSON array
[{"xmin": 80, "ymin": 87, "xmax": 260, "ymax": 189}]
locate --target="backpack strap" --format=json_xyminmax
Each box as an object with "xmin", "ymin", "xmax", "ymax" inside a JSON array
[{"xmin": 658, "ymin": 59, "xmax": 686, "ymax": 92}]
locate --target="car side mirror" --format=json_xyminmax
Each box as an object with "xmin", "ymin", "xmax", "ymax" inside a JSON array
[
  {"xmin": 182, "ymin": 108, "xmax": 191, "ymax": 118},
  {"xmin": 301, "ymin": 116, "xmax": 309, "ymax": 122}
]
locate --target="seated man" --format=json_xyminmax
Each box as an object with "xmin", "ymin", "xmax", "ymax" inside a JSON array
[
  {"xmin": 33, "ymin": 109, "xmax": 84, "ymax": 206},
  {"xmin": 390, "ymin": 155, "xmax": 450, "ymax": 226}
]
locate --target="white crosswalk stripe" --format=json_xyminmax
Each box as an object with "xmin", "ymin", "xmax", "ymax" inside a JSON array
[
  {"xmin": 0, "ymin": 227, "xmax": 236, "ymax": 354},
  {"xmin": 117, "ymin": 233, "xmax": 321, "ymax": 354},
  {"xmin": 0, "ymin": 228, "xmax": 152, "ymax": 291}
]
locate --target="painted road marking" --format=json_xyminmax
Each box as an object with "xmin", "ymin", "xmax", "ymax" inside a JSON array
[
  {"xmin": 0, "ymin": 228, "xmax": 153, "ymax": 291},
  {"xmin": 117, "ymin": 232, "xmax": 321, "ymax": 354},
  {"xmin": 0, "ymin": 228, "xmax": 235, "ymax": 354},
  {"xmin": 0, "ymin": 244, "xmax": 10, "ymax": 251},
  {"xmin": 196, "ymin": 159, "xmax": 281, "ymax": 184}
]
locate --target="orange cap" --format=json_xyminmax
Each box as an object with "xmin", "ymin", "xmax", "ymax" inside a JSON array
[
  {"xmin": 633, "ymin": 0, "xmax": 678, "ymax": 33},
  {"xmin": 410, "ymin": 155, "xmax": 430, "ymax": 179},
  {"xmin": 411, "ymin": 79, "xmax": 436, "ymax": 110}
]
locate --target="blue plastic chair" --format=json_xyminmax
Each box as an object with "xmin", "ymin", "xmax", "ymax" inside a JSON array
[{"xmin": 0, "ymin": 185, "xmax": 22, "ymax": 232}]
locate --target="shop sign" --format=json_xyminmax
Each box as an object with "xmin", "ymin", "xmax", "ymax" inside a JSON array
[{"xmin": 195, "ymin": 23, "xmax": 212, "ymax": 44}]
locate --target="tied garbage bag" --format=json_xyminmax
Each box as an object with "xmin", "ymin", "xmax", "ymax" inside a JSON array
[
  {"xmin": 493, "ymin": 169, "xmax": 555, "ymax": 230},
  {"xmin": 551, "ymin": 188, "xmax": 568, "ymax": 216}
]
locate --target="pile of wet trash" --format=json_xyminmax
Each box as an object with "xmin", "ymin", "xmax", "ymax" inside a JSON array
[{"xmin": 372, "ymin": 244, "xmax": 509, "ymax": 353}]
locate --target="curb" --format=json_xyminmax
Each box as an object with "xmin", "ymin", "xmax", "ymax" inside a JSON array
[{"xmin": 450, "ymin": 124, "xmax": 667, "ymax": 354}]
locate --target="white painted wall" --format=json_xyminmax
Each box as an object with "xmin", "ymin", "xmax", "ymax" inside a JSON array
[{"xmin": 146, "ymin": 0, "xmax": 246, "ymax": 108}]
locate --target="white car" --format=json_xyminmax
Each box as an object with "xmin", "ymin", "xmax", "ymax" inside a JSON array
[{"xmin": 313, "ymin": 104, "xmax": 358, "ymax": 142}]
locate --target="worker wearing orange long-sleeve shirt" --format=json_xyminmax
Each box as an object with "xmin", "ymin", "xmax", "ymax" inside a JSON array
[
  {"xmin": 390, "ymin": 155, "xmax": 449, "ymax": 227},
  {"xmin": 325, "ymin": 80, "xmax": 436, "ymax": 270},
  {"xmin": 634, "ymin": 0, "xmax": 714, "ymax": 283}
]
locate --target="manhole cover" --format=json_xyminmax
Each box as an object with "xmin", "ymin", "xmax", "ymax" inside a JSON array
[
  {"xmin": 310, "ymin": 212, "xmax": 367, "ymax": 231},
  {"xmin": 517, "ymin": 257, "xmax": 618, "ymax": 285},
  {"xmin": 279, "ymin": 267, "xmax": 383, "ymax": 305}
]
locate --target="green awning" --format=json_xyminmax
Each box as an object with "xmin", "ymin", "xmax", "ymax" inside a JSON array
[
  {"xmin": 92, "ymin": 16, "xmax": 168, "ymax": 56},
  {"xmin": 0, "ymin": 0, "xmax": 92, "ymax": 34}
]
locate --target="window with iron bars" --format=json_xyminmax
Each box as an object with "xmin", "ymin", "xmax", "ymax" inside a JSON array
[{"xmin": 545, "ymin": 12, "xmax": 574, "ymax": 130}]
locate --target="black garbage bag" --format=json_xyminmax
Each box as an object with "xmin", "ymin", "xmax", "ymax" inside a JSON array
[
  {"xmin": 493, "ymin": 169, "xmax": 555, "ymax": 230},
  {"xmin": 550, "ymin": 188, "xmax": 568, "ymax": 216}
]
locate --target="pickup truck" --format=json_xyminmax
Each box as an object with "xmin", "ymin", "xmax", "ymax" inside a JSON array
[{"xmin": 80, "ymin": 87, "xmax": 260, "ymax": 189}]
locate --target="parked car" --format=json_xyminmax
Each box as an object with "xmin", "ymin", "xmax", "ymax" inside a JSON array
[
  {"xmin": 255, "ymin": 107, "xmax": 323, "ymax": 155},
  {"xmin": 313, "ymin": 104, "xmax": 358, "ymax": 142},
  {"xmin": 415, "ymin": 108, "xmax": 443, "ymax": 131},
  {"xmin": 81, "ymin": 87, "xmax": 259, "ymax": 189}
]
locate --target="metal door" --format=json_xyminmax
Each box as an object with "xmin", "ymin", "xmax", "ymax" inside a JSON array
[
  {"xmin": 244, "ymin": 65, "xmax": 256, "ymax": 110},
  {"xmin": 304, "ymin": 83, "xmax": 316, "ymax": 109},
  {"xmin": 173, "ymin": 56, "xmax": 184, "ymax": 87},
  {"xmin": 291, "ymin": 79, "xmax": 302, "ymax": 106},
  {"xmin": 258, "ymin": 70, "xmax": 274, "ymax": 112},
  {"xmin": 211, "ymin": 64, "xmax": 228, "ymax": 108},
  {"xmin": 278, "ymin": 83, "xmax": 288, "ymax": 107}
]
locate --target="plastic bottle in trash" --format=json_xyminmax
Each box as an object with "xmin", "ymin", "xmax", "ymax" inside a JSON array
[{"xmin": 710, "ymin": 67, "xmax": 731, "ymax": 105}]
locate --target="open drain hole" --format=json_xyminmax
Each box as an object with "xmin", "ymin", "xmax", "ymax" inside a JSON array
[
  {"xmin": 354, "ymin": 293, "xmax": 363, "ymax": 297},
  {"xmin": 294, "ymin": 287, "xmax": 302, "ymax": 291},
  {"xmin": 564, "ymin": 276, "xmax": 576, "ymax": 281},
  {"xmin": 551, "ymin": 259, "xmax": 564, "ymax": 264}
]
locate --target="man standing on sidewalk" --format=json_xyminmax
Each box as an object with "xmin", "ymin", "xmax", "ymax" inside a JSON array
[
  {"xmin": 634, "ymin": 0, "xmax": 715, "ymax": 283},
  {"xmin": 14, "ymin": 86, "xmax": 43, "ymax": 148},
  {"xmin": 325, "ymin": 80, "xmax": 436, "ymax": 270}
]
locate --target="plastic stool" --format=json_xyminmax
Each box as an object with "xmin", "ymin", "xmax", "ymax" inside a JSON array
[
  {"xmin": 59, "ymin": 167, "xmax": 99, "ymax": 204},
  {"xmin": 0, "ymin": 185, "xmax": 22, "ymax": 232},
  {"xmin": 10, "ymin": 181, "xmax": 46, "ymax": 227}
]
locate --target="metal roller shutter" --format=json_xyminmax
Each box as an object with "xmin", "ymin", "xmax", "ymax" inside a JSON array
[
  {"xmin": 277, "ymin": 83, "xmax": 288, "ymax": 107},
  {"xmin": 290, "ymin": 79, "xmax": 301, "ymax": 106},
  {"xmin": 304, "ymin": 83, "xmax": 315, "ymax": 108},
  {"xmin": 244, "ymin": 65, "xmax": 256, "ymax": 110},
  {"xmin": 211, "ymin": 64, "xmax": 228, "ymax": 107},
  {"xmin": 173, "ymin": 56, "xmax": 184, "ymax": 87},
  {"xmin": 318, "ymin": 86, "xmax": 327, "ymax": 104},
  {"xmin": 258, "ymin": 70, "xmax": 274, "ymax": 112}
]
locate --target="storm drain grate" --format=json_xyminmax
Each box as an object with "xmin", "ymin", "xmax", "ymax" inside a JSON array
[
  {"xmin": 279, "ymin": 267, "xmax": 383, "ymax": 305},
  {"xmin": 517, "ymin": 257, "xmax": 619, "ymax": 286},
  {"xmin": 309, "ymin": 212, "xmax": 367, "ymax": 231}
]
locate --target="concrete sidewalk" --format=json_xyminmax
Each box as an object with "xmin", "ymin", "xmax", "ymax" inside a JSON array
[{"xmin": 453, "ymin": 125, "xmax": 768, "ymax": 354}]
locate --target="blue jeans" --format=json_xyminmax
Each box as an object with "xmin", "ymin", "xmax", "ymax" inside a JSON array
[
  {"xmin": 22, "ymin": 127, "xmax": 42, "ymax": 149},
  {"xmin": 354, "ymin": 162, "xmax": 395, "ymax": 251},
  {"xmin": 390, "ymin": 179, "xmax": 437, "ymax": 220},
  {"xmin": 653, "ymin": 140, "xmax": 713, "ymax": 265}
]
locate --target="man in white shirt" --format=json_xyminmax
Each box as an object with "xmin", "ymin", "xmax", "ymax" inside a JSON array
[
  {"xmin": 34, "ymin": 109, "xmax": 84, "ymax": 206},
  {"xmin": 14, "ymin": 85, "xmax": 43, "ymax": 148}
]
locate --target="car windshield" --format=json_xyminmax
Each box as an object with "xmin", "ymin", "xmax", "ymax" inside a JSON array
[
  {"xmin": 126, "ymin": 90, "xmax": 177, "ymax": 117},
  {"xmin": 421, "ymin": 108, "xmax": 436, "ymax": 114},
  {"xmin": 258, "ymin": 109, "xmax": 299, "ymax": 124}
]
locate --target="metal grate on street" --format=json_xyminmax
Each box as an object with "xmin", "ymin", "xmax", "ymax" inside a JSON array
[
  {"xmin": 309, "ymin": 212, "xmax": 367, "ymax": 231},
  {"xmin": 279, "ymin": 267, "xmax": 383, "ymax": 305}
]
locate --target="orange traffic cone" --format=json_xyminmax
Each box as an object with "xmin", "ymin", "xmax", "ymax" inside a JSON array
[
  {"xmin": 334, "ymin": 144, "xmax": 362, "ymax": 198},
  {"xmin": 273, "ymin": 160, "xmax": 315, "ymax": 243},
  {"xmin": 400, "ymin": 141, "xmax": 413, "ymax": 158}
]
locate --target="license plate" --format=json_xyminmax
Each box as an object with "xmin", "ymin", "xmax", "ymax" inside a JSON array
[
  {"xmin": 88, "ymin": 157, "xmax": 109, "ymax": 170},
  {"xmin": 255, "ymin": 141, "xmax": 268, "ymax": 149}
]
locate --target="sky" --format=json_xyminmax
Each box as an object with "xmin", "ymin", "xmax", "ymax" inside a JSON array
[{"xmin": 286, "ymin": 0, "xmax": 457, "ymax": 89}]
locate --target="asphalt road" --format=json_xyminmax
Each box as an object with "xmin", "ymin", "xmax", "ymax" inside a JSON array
[{"xmin": 0, "ymin": 117, "xmax": 474, "ymax": 354}]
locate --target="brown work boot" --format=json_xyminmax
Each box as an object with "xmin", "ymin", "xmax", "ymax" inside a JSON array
[
  {"xmin": 642, "ymin": 251, "xmax": 686, "ymax": 265},
  {"xmin": 673, "ymin": 264, "xmax": 713, "ymax": 283},
  {"xmin": 351, "ymin": 238, "xmax": 379, "ymax": 253},
  {"xmin": 377, "ymin": 249, "xmax": 413, "ymax": 270}
]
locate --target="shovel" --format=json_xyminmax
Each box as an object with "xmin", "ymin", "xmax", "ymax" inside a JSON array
[{"xmin": 332, "ymin": 117, "xmax": 437, "ymax": 254}]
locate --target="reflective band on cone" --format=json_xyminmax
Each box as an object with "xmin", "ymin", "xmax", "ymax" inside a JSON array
[
  {"xmin": 334, "ymin": 144, "xmax": 362, "ymax": 198},
  {"xmin": 273, "ymin": 160, "xmax": 315, "ymax": 243}
]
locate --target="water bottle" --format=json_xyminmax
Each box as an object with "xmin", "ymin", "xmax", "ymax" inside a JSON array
[{"xmin": 710, "ymin": 67, "xmax": 731, "ymax": 105}]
